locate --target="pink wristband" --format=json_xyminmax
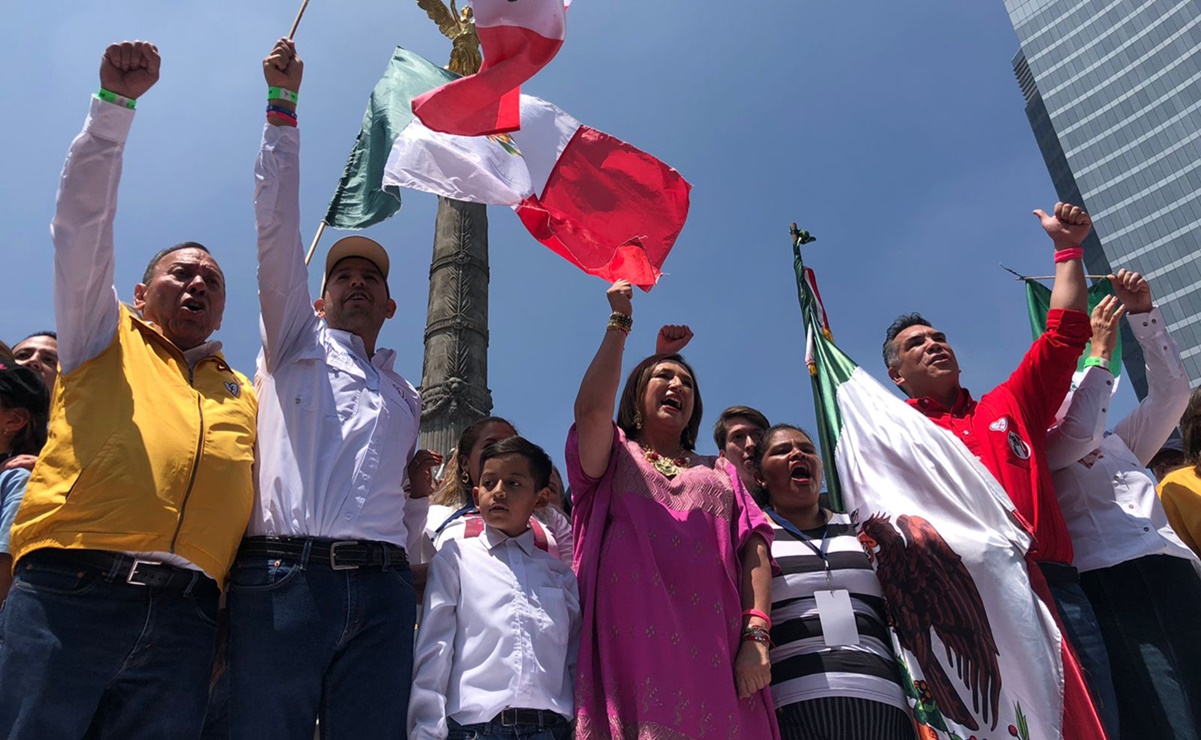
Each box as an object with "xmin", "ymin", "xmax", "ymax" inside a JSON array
[
  {"xmin": 1054, "ymin": 247, "xmax": 1084, "ymax": 263},
  {"xmin": 743, "ymin": 608, "xmax": 771, "ymax": 627}
]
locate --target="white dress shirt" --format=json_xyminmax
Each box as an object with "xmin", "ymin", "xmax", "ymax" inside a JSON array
[
  {"xmin": 409, "ymin": 526, "xmax": 580, "ymax": 739},
  {"xmin": 1047, "ymin": 308, "xmax": 1198, "ymax": 572},
  {"xmin": 251, "ymin": 124, "xmax": 426, "ymax": 550}
]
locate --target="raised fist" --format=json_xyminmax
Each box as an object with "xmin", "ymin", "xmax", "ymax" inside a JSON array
[
  {"xmin": 100, "ymin": 41, "xmax": 161, "ymax": 100},
  {"xmin": 1032, "ymin": 202, "xmax": 1091, "ymax": 249},
  {"xmin": 1109, "ymin": 268, "xmax": 1152, "ymax": 314},
  {"xmin": 263, "ymin": 38, "xmax": 303, "ymax": 93},
  {"xmin": 656, "ymin": 325, "xmax": 694, "ymax": 355},
  {"xmin": 607, "ymin": 280, "xmax": 633, "ymax": 317}
]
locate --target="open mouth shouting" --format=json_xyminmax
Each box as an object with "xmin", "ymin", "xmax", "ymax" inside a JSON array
[
  {"xmin": 660, "ymin": 394, "xmax": 684, "ymax": 413},
  {"xmin": 344, "ymin": 290, "xmax": 371, "ymax": 306},
  {"xmin": 181, "ymin": 297, "xmax": 206, "ymax": 315},
  {"xmin": 790, "ymin": 461, "xmax": 813, "ymax": 484}
]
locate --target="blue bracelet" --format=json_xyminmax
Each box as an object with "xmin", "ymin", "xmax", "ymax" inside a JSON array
[{"xmin": 267, "ymin": 104, "xmax": 297, "ymax": 119}]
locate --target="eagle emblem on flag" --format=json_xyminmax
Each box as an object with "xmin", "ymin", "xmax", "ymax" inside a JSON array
[{"xmin": 859, "ymin": 513, "xmax": 1002, "ymax": 732}]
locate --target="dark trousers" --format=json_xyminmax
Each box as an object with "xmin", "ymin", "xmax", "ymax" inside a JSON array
[
  {"xmin": 0, "ymin": 549, "xmax": 220, "ymax": 739},
  {"xmin": 1041, "ymin": 561, "xmax": 1121, "ymax": 739},
  {"xmin": 447, "ymin": 716, "xmax": 573, "ymax": 740},
  {"xmin": 1081, "ymin": 554, "xmax": 1201, "ymax": 740},
  {"xmin": 226, "ymin": 550, "xmax": 416, "ymax": 740},
  {"xmin": 775, "ymin": 697, "xmax": 915, "ymax": 740}
]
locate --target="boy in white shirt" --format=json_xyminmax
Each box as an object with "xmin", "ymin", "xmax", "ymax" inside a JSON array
[{"xmin": 410, "ymin": 437, "xmax": 580, "ymax": 740}]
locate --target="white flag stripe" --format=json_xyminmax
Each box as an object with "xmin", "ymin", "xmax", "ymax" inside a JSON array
[
  {"xmin": 384, "ymin": 95, "xmax": 580, "ymax": 206},
  {"xmin": 471, "ymin": 0, "xmax": 567, "ymax": 38},
  {"xmin": 835, "ymin": 367, "xmax": 1064, "ymax": 738}
]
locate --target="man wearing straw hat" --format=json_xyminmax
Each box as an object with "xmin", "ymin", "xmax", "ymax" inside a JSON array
[
  {"xmin": 225, "ymin": 38, "xmax": 439, "ymax": 740},
  {"xmin": 0, "ymin": 41, "xmax": 259, "ymax": 739}
]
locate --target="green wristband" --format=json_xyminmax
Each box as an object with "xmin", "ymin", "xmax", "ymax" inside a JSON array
[
  {"xmin": 267, "ymin": 86, "xmax": 298, "ymax": 104},
  {"xmin": 1083, "ymin": 356, "xmax": 1111, "ymax": 372},
  {"xmin": 95, "ymin": 88, "xmax": 136, "ymax": 110}
]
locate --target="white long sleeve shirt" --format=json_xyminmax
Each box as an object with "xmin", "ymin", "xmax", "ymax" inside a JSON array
[
  {"xmin": 409, "ymin": 526, "xmax": 580, "ymax": 739},
  {"xmin": 251, "ymin": 124, "xmax": 426, "ymax": 550},
  {"xmin": 1047, "ymin": 308, "xmax": 1198, "ymax": 572}
]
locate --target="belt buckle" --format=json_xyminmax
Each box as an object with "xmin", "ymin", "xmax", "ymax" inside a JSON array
[
  {"xmin": 126, "ymin": 559, "xmax": 162, "ymax": 587},
  {"xmin": 328, "ymin": 541, "xmax": 360, "ymax": 570},
  {"xmin": 499, "ymin": 709, "xmax": 518, "ymax": 727}
]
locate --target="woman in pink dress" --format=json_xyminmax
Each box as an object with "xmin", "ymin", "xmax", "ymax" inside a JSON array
[{"xmin": 568, "ymin": 280, "xmax": 778, "ymax": 739}]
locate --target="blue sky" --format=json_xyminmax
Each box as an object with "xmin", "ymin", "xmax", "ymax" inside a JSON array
[{"xmin": 1, "ymin": 1, "xmax": 1140, "ymax": 466}]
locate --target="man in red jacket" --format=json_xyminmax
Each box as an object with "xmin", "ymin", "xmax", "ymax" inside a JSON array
[{"xmin": 882, "ymin": 203, "xmax": 1118, "ymax": 738}]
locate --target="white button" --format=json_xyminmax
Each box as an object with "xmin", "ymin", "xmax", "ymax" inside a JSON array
[{"xmin": 345, "ymin": 513, "xmax": 352, "ymax": 520}]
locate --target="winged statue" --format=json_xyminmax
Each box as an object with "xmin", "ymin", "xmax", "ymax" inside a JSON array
[
  {"xmin": 415, "ymin": 0, "xmax": 483, "ymax": 76},
  {"xmin": 859, "ymin": 513, "xmax": 1002, "ymax": 732}
]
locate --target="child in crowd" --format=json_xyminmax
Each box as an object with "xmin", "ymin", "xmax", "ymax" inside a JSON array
[{"xmin": 410, "ymin": 437, "xmax": 579, "ymax": 740}]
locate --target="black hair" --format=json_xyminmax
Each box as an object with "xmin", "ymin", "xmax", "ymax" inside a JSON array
[
  {"xmin": 21, "ymin": 331, "xmax": 56, "ymax": 341},
  {"xmin": 142, "ymin": 242, "xmax": 215, "ymax": 285},
  {"xmin": 750, "ymin": 423, "xmax": 817, "ymax": 509},
  {"xmin": 882, "ymin": 313, "xmax": 932, "ymax": 369},
  {"xmin": 478, "ymin": 436, "xmax": 553, "ymax": 491}
]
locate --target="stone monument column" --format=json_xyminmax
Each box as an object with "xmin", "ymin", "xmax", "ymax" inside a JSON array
[{"xmin": 417, "ymin": 198, "xmax": 493, "ymax": 457}]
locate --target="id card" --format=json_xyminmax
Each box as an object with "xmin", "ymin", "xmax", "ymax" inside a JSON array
[{"xmin": 814, "ymin": 589, "xmax": 859, "ymax": 647}]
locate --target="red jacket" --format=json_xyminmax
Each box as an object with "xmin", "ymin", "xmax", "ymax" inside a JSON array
[{"xmin": 908, "ymin": 308, "xmax": 1091, "ymax": 564}]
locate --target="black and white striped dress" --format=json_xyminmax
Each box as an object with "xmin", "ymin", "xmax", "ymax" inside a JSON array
[{"xmin": 767, "ymin": 511, "xmax": 914, "ymax": 740}]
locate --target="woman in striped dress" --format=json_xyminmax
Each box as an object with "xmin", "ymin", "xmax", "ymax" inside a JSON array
[{"xmin": 754, "ymin": 424, "xmax": 915, "ymax": 740}]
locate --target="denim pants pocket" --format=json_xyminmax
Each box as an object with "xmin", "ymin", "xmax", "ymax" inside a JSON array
[
  {"xmin": 228, "ymin": 559, "xmax": 302, "ymax": 593},
  {"xmin": 13, "ymin": 559, "xmax": 100, "ymax": 597}
]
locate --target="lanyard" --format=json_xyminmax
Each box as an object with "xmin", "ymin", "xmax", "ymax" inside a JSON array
[
  {"xmin": 434, "ymin": 503, "xmax": 478, "ymax": 536},
  {"xmin": 766, "ymin": 507, "xmax": 835, "ymax": 588}
]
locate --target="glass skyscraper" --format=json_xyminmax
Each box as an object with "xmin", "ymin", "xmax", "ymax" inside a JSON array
[{"xmin": 1007, "ymin": 0, "xmax": 1201, "ymax": 396}]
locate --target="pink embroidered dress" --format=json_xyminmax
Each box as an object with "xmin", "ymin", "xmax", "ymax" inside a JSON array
[{"xmin": 567, "ymin": 424, "xmax": 779, "ymax": 740}]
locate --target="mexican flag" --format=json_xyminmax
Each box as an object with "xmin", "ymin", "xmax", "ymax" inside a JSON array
[
  {"xmin": 323, "ymin": 47, "xmax": 456, "ymax": 230},
  {"xmin": 411, "ymin": 0, "xmax": 569, "ymax": 136},
  {"xmin": 790, "ymin": 233, "xmax": 1105, "ymax": 740}
]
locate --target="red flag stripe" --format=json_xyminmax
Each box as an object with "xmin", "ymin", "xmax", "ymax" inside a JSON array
[{"xmin": 514, "ymin": 125, "xmax": 691, "ymax": 290}]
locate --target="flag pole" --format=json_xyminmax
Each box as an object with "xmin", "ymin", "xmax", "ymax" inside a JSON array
[
  {"xmin": 288, "ymin": 0, "xmax": 311, "ymax": 39},
  {"xmin": 304, "ymin": 221, "xmax": 327, "ymax": 266}
]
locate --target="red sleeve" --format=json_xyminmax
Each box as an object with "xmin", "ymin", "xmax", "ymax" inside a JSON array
[{"xmin": 1002, "ymin": 308, "xmax": 1091, "ymax": 430}]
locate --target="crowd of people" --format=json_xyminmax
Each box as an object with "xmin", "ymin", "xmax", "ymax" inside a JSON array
[{"xmin": 0, "ymin": 34, "xmax": 1199, "ymax": 740}]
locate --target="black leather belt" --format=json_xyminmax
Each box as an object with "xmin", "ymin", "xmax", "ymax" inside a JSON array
[
  {"xmin": 238, "ymin": 537, "xmax": 408, "ymax": 570},
  {"xmin": 23, "ymin": 548, "xmax": 217, "ymax": 596},
  {"xmin": 492, "ymin": 708, "xmax": 568, "ymax": 728}
]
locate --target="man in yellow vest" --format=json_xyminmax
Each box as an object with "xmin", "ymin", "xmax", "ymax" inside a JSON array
[{"xmin": 0, "ymin": 40, "xmax": 258, "ymax": 739}]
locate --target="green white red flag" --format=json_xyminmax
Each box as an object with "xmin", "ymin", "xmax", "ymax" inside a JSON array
[{"xmin": 790, "ymin": 232, "xmax": 1106, "ymax": 740}]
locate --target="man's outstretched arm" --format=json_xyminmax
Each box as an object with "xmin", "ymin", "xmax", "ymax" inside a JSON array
[{"xmin": 52, "ymin": 41, "xmax": 160, "ymax": 374}]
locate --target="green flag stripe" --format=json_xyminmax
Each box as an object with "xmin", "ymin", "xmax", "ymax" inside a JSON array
[
  {"xmin": 791, "ymin": 236, "xmax": 854, "ymax": 512},
  {"xmin": 1024, "ymin": 280, "xmax": 1122, "ymax": 377},
  {"xmin": 323, "ymin": 48, "xmax": 458, "ymax": 230}
]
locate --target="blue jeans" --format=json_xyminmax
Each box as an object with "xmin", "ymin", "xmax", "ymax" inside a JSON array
[
  {"xmin": 226, "ymin": 550, "xmax": 416, "ymax": 740},
  {"xmin": 448, "ymin": 717, "xmax": 573, "ymax": 740},
  {"xmin": 0, "ymin": 549, "xmax": 220, "ymax": 739},
  {"xmin": 1047, "ymin": 573, "xmax": 1121, "ymax": 740}
]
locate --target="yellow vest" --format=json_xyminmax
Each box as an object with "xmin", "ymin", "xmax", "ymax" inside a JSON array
[{"xmin": 11, "ymin": 305, "xmax": 257, "ymax": 584}]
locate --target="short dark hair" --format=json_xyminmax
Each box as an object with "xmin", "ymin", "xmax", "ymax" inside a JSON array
[
  {"xmin": 0, "ymin": 367, "xmax": 50, "ymax": 457},
  {"xmin": 142, "ymin": 242, "xmax": 214, "ymax": 285},
  {"xmin": 750, "ymin": 423, "xmax": 817, "ymax": 508},
  {"xmin": 616, "ymin": 354, "xmax": 704, "ymax": 451},
  {"xmin": 478, "ymin": 436, "xmax": 553, "ymax": 490},
  {"xmin": 713, "ymin": 406, "xmax": 770, "ymax": 449},
  {"xmin": 882, "ymin": 313, "xmax": 932, "ymax": 369},
  {"xmin": 21, "ymin": 331, "xmax": 56, "ymax": 342}
]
